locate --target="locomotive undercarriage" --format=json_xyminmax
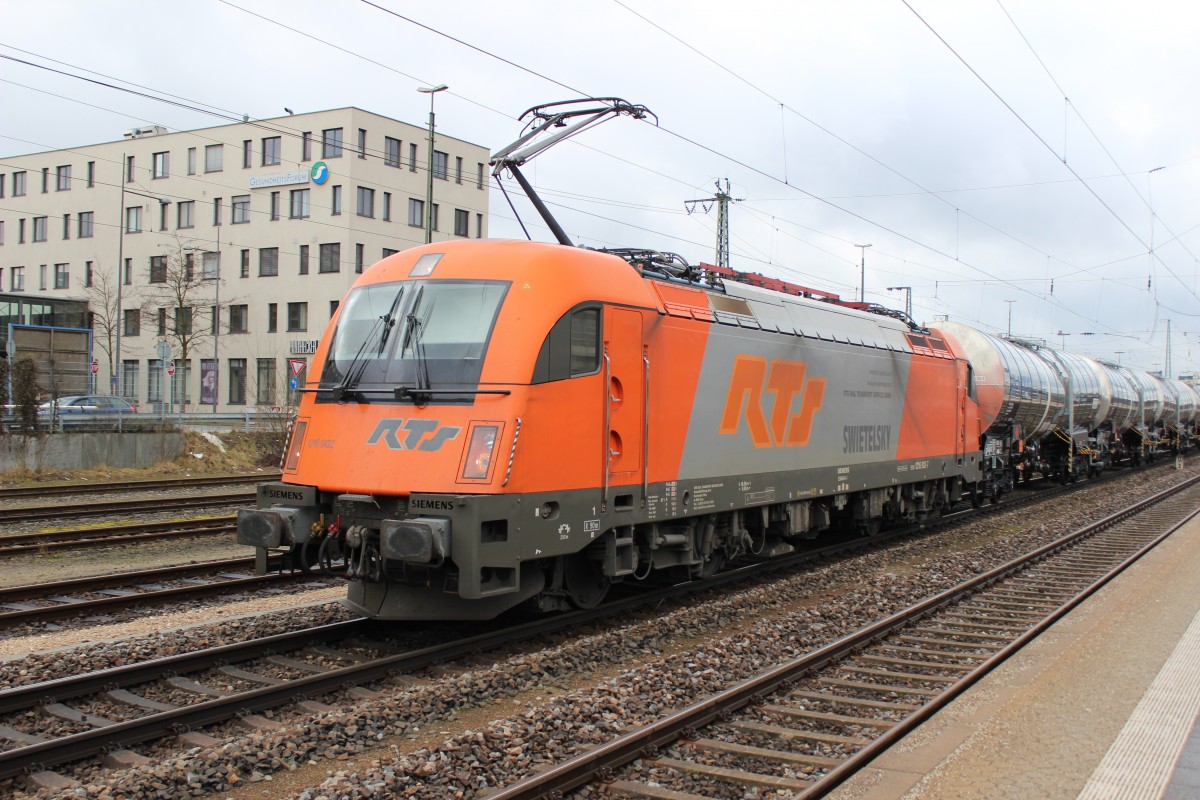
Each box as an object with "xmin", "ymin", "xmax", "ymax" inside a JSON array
[{"xmin": 239, "ymin": 469, "xmax": 970, "ymax": 620}]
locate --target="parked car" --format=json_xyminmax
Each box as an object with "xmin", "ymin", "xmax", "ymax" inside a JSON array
[{"xmin": 38, "ymin": 395, "xmax": 138, "ymax": 429}]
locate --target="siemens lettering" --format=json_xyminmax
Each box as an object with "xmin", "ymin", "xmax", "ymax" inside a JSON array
[{"xmin": 843, "ymin": 425, "xmax": 892, "ymax": 454}]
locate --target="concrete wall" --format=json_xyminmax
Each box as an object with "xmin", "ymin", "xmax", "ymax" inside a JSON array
[{"xmin": 0, "ymin": 432, "xmax": 185, "ymax": 473}]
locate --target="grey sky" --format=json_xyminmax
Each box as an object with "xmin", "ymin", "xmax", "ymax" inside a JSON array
[{"xmin": 3, "ymin": 0, "xmax": 1198, "ymax": 374}]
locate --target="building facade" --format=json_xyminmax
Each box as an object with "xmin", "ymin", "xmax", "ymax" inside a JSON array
[{"xmin": 0, "ymin": 107, "xmax": 491, "ymax": 412}]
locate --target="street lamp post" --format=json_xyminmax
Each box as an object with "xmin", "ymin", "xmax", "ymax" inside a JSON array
[
  {"xmin": 418, "ymin": 84, "xmax": 448, "ymax": 244},
  {"xmin": 854, "ymin": 244, "xmax": 872, "ymax": 303}
]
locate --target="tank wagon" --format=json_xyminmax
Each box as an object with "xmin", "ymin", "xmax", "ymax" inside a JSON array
[{"xmin": 236, "ymin": 99, "xmax": 1195, "ymax": 620}]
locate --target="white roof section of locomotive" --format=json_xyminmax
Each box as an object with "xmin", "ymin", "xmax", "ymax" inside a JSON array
[{"xmin": 719, "ymin": 281, "xmax": 914, "ymax": 351}]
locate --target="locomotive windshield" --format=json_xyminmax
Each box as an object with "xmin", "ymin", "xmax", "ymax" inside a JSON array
[{"xmin": 318, "ymin": 279, "xmax": 509, "ymax": 401}]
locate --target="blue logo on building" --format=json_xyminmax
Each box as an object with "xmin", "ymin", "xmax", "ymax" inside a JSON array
[{"xmin": 311, "ymin": 161, "xmax": 329, "ymax": 185}]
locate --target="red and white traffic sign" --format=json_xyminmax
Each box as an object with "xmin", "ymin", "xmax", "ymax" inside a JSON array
[
  {"xmin": 90, "ymin": 359, "xmax": 99, "ymax": 375},
  {"xmin": 288, "ymin": 359, "xmax": 306, "ymax": 377},
  {"xmin": 166, "ymin": 362, "xmax": 176, "ymax": 376}
]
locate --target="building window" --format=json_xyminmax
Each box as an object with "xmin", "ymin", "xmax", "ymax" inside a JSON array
[
  {"xmin": 213, "ymin": 197, "xmax": 223, "ymax": 226},
  {"xmin": 322, "ymin": 127, "xmax": 343, "ymax": 159},
  {"xmin": 175, "ymin": 307, "xmax": 193, "ymax": 335},
  {"xmin": 125, "ymin": 207, "xmax": 142, "ymax": 234},
  {"xmin": 243, "ymin": 139, "xmax": 253, "ymax": 169},
  {"xmin": 77, "ymin": 211, "xmax": 94, "ymax": 238},
  {"xmin": 382, "ymin": 192, "xmax": 391, "ymax": 222},
  {"xmin": 409, "ymin": 143, "xmax": 418, "ymax": 171},
  {"xmin": 148, "ymin": 359, "xmax": 164, "ymax": 404},
  {"xmin": 232, "ymin": 195, "xmax": 250, "ymax": 224},
  {"xmin": 56, "ymin": 164, "xmax": 72, "ymax": 191},
  {"xmin": 10, "ymin": 267, "xmax": 24, "ymax": 292},
  {"xmin": 270, "ymin": 191, "xmax": 280, "ymax": 221},
  {"xmin": 120, "ymin": 309, "xmax": 139, "ymax": 335},
  {"xmin": 408, "ymin": 198, "xmax": 424, "ymax": 227},
  {"xmin": 240, "ymin": 249, "xmax": 249, "ymax": 278},
  {"xmin": 201, "ymin": 251, "xmax": 218, "ymax": 280},
  {"xmin": 123, "ymin": 258, "xmax": 132, "ymax": 285},
  {"xmin": 330, "ymin": 299, "xmax": 340, "ymax": 318},
  {"xmin": 205, "ymin": 144, "xmax": 223, "ymax": 172},
  {"xmin": 39, "ymin": 265, "xmax": 47, "ymax": 290},
  {"xmin": 356, "ymin": 186, "xmax": 374, "ymax": 218},
  {"xmin": 301, "ymin": 132, "xmax": 312, "ymax": 162},
  {"xmin": 54, "ymin": 263, "xmax": 69, "ymax": 289},
  {"xmin": 125, "ymin": 156, "xmax": 135, "ymax": 182},
  {"xmin": 41, "ymin": 167, "xmax": 49, "ymax": 193},
  {"xmin": 157, "ymin": 308, "xmax": 167, "ymax": 336},
  {"xmin": 331, "ymin": 185, "xmax": 342, "ymax": 215},
  {"xmin": 85, "ymin": 261, "xmax": 93, "ymax": 287},
  {"xmin": 152, "ymin": 152, "xmax": 169, "ymax": 179},
  {"xmin": 187, "ymin": 148, "xmax": 196, "ymax": 175},
  {"xmin": 87, "ymin": 161, "xmax": 95, "ymax": 187},
  {"xmin": 259, "ymin": 247, "xmax": 279, "ymax": 276},
  {"xmin": 160, "ymin": 201, "xmax": 169, "ymax": 232},
  {"xmin": 355, "ymin": 243, "xmax": 364, "ymax": 274},
  {"xmin": 433, "ymin": 150, "xmax": 448, "ymax": 180},
  {"xmin": 431, "ymin": 203, "xmax": 439, "ymax": 231},
  {"xmin": 384, "ymin": 136, "xmax": 401, "ymax": 167},
  {"xmin": 382, "ymin": 248, "xmax": 399, "ymax": 259},
  {"xmin": 357, "ymin": 128, "xmax": 367, "ymax": 158},
  {"xmin": 229, "ymin": 304, "xmax": 248, "ymax": 333},
  {"xmin": 0, "ymin": 174, "xmax": 5, "ymax": 198},
  {"xmin": 455, "ymin": 156, "xmax": 463, "ymax": 184},
  {"xmin": 13, "ymin": 171, "xmax": 26, "ymax": 196},
  {"xmin": 476, "ymin": 212, "xmax": 483, "ymax": 238},
  {"xmin": 256, "ymin": 359, "xmax": 277, "ymax": 405},
  {"xmin": 319, "ymin": 243, "xmax": 340, "ymax": 273},
  {"xmin": 477, "ymin": 162, "xmax": 485, "ymax": 189},
  {"xmin": 299, "ymin": 245, "xmax": 309, "ymax": 275},
  {"xmin": 33, "ymin": 216, "xmax": 48, "ymax": 242},
  {"xmin": 0, "ymin": 220, "xmax": 4, "ymax": 245},
  {"xmin": 229, "ymin": 358, "xmax": 246, "ymax": 404},
  {"xmin": 454, "ymin": 208, "xmax": 469, "ymax": 237},
  {"xmin": 121, "ymin": 361, "xmax": 139, "ymax": 403},
  {"xmin": 177, "ymin": 201, "xmax": 194, "ymax": 229},
  {"xmin": 287, "ymin": 302, "xmax": 308, "ymax": 331},
  {"xmin": 289, "ymin": 188, "xmax": 310, "ymax": 218},
  {"xmin": 62, "ymin": 213, "xmax": 71, "ymax": 240},
  {"xmin": 267, "ymin": 303, "xmax": 278, "ymax": 333},
  {"xmin": 150, "ymin": 255, "xmax": 167, "ymax": 284},
  {"xmin": 262, "ymin": 136, "xmax": 281, "ymax": 166}
]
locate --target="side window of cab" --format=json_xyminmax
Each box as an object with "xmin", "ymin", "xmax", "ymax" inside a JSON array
[{"xmin": 532, "ymin": 306, "xmax": 600, "ymax": 383}]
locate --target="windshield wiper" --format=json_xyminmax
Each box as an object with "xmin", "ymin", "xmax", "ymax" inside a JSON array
[
  {"xmin": 323, "ymin": 287, "xmax": 405, "ymax": 401},
  {"xmin": 399, "ymin": 286, "xmax": 432, "ymax": 397}
]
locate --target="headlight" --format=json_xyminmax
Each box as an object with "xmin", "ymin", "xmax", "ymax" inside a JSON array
[
  {"xmin": 284, "ymin": 420, "xmax": 308, "ymax": 471},
  {"xmin": 461, "ymin": 424, "xmax": 499, "ymax": 480}
]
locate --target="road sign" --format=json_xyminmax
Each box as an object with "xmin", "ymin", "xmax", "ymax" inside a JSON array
[
  {"xmin": 288, "ymin": 359, "xmax": 306, "ymax": 377},
  {"xmin": 90, "ymin": 359, "xmax": 99, "ymax": 375},
  {"xmin": 156, "ymin": 340, "xmax": 171, "ymax": 361},
  {"xmin": 166, "ymin": 361, "xmax": 176, "ymax": 376},
  {"xmin": 289, "ymin": 376, "xmax": 300, "ymax": 391}
]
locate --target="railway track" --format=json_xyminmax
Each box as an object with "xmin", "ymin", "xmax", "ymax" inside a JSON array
[
  {"xmin": 0, "ymin": 517, "xmax": 236, "ymax": 557},
  {"xmin": 0, "ymin": 557, "xmax": 308, "ymax": 629},
  {"xmin": 0, "ymin": 463, "xmax": 1177, "ymax": 783},
  {"xmin": 0, "ymin": 473, "xmax": 279, "ymax": 501},
  {"xmin": 486, "ymin": 475, "xmax": 1200, "ymax": 800},
  {"xmin": 3, "ymin": 493, "xmax": 254, "ymax": 524}
]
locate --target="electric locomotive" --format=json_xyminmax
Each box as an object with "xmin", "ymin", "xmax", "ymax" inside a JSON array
[{"xmin": 237, "ymin": 238, "xmax": 986, "ymax": 619}]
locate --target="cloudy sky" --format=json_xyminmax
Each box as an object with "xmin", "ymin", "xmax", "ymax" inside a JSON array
[{"xmin": 4, "ymin": 0, "xmax": 1199, "ymax": 375}]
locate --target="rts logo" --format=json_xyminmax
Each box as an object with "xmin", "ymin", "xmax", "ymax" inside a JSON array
[
  {"xmin": 719, "ymin": 356, "xmax": 826, "ymax": 448},
  {"xmin": 367, "ymin": 418, "xmax": 461, "ymax": 451}
]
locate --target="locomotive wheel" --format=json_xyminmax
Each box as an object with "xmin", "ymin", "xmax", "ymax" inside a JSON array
[
  {"xmin": 969, "ymin": 484, "xmax": 982, "ymax": 509},
  {"xmin": 563, "ymin": 554, "xmax": 610, "ymax": 610}
]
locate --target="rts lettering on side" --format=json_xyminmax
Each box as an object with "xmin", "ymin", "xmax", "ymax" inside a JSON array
[{"xmin": 720, "ymin": 356, "xmax": 826, "ymax": 448}]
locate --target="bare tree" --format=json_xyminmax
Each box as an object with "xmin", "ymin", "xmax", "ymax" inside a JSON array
[
  {"xmin": 140, "ymin": 235, "xmax": 218, "ymax": 414},
  {"xmin": 86, "ymin": 264, "xmax": 124, "ymax": 395}
]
